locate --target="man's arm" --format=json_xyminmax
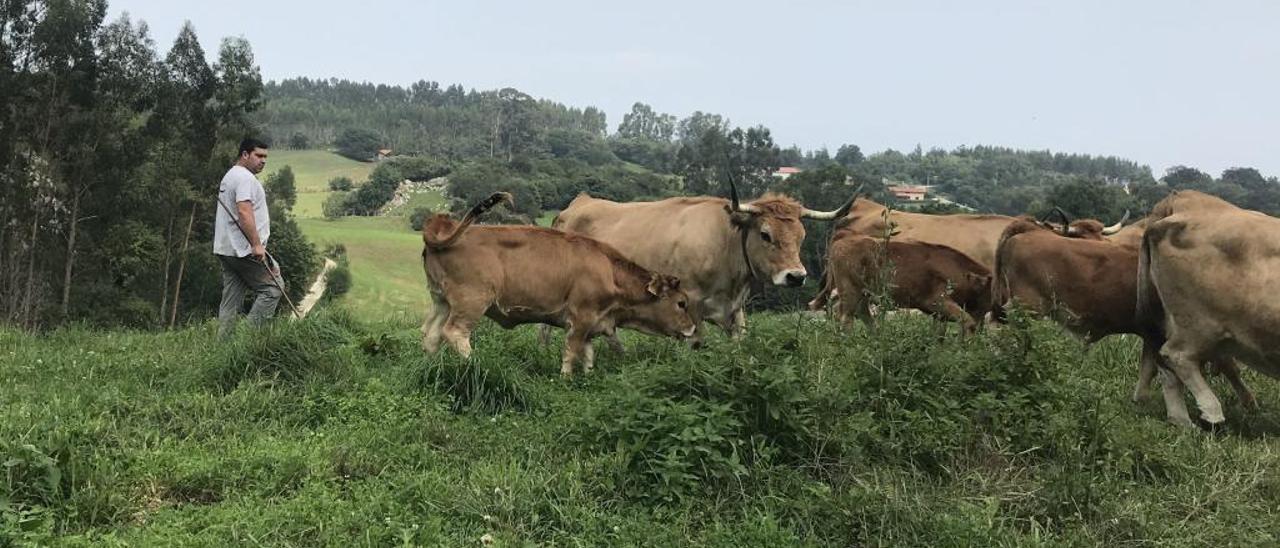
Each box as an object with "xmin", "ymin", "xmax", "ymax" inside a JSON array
[{"xmin": 236, "ymin": 200, "xmax": 266, "ymax": 260}]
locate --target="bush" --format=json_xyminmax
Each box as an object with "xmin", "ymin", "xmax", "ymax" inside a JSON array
[
  {"xmin": 322, "ymin": 192, "xmax": 350, "ymax": 220},
  {"xmin": 416, "ymin": 352, "xmax": 531, "ymax": 414},
  {"xmin": 324, "ymin": 258, "xmax": 351, "ymax": 301},
  {"xmin": 408, "ymin": 206, "xmax": 433, "ymax": 231},
  {"xmin": 328, "ymin": 176, "xmax": 354, "ymax": 191}
]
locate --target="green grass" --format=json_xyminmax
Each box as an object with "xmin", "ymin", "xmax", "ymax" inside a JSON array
[
  {"xmin": 262, "ymin": 150, "xmax": 377, "ymax": 218},
  {"xmin": 297, "ymin": 216, "xmax": 428, "ymax": 322},
  {"xmin": 5, "ymin": 311, "xmax": 1280, "ymax": 546}
]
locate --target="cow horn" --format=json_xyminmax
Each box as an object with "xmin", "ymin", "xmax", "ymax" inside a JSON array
[
  {"xmin": 1101, "ymin": 210, "xmax": 1129, "ymax": 235},
  {"xmin": 802, "ymin": 183, "xmax": 865, "ymax": 220},
  {"xmin": 727, "ymin": 171, "xmax": 762, "ymax": 214},
  {"xmin": 1052, "ymin": 207, "xmax": 1072, "ymax": 236}
]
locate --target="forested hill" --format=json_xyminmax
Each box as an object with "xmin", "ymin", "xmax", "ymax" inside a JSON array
[
  {"xmin": 260, "ymin": 78, "xmax": 609, "ymax": 161},
  {"xmin": 259, "ymin": 77, "xmax": 1280, "ymax": 220}
]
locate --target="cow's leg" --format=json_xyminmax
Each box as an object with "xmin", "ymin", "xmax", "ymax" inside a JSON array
[
  {"xmin": 1160, "ymin": 340, "xmax": 1225, "ymax": 426},
  {"xmin": 583, "ymin": 338, "xmax": 596, "ymax": 374},
  {"xmin": 730, "ymin": 308, "xmax": 747, "ymax": 340},
  {"xmin": 421, "ymin": 296, "xmax": 450, "ymax": 353},
  {"xmin": 604, "ymin": 332, "xmax": 625, "ymax": 354},
  {"xmin": 441, "ymin": 295, "xmax": 488, "ymax": 359},
  {"xmin": 1133, "ymin": 338, "xmax": 1160, "ymax": 403},
  {"xmin": 1156, "ymin": 367, "xmax": 1195, "ymax": 428},
  {"xmin": 1214, "ymin": 358, "xmax": 1258, "ymax": 411},
  {"xmin": 537, "ymin": 324, "xmax": 553, "ymax": 347},
  {"xmin": 561, "ymin": 324, "xmax": 589, "ymax": 378}
]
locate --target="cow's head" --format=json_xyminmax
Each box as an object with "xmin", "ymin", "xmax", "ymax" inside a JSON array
[
  {"xmin": 624, "ymin": 273, "xmax": 697, "ymax": 340},
  {"xmin": 1040, "ymin": 208, "xmax": 1128, "ymax": 240},
  {"xmin": 725, "ymin": 178, "xmax": 859, "ymax": 287}
]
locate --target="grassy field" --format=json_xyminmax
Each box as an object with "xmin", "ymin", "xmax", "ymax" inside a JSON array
[
  {"xmin": 261, "ymin": 150, "xmax": 377, "ymax": 218},
  {"xmin": 297, "ymin": 216, "xmax": 427, "ymax": 322},
  {"xmin": 4, "ymin": 308, "xmax": 1280, "ymax": 546}
]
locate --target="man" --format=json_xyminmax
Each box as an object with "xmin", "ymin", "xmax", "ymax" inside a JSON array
[{"xmin": 213, "ymin": 138, "xmax": 282, "ymax": 339}]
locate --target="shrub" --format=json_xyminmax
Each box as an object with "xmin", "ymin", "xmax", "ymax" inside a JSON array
[
  {"xmin": 416, "ymin": 352, "xmax": 530, "ymax": 414},
  {"xmin": 322, "ymin": 192, "xmax": 350, "ymax": 220},
  {"xmin": 408, "ymin": 206, "xmax": 433, "ymax": 231},
  {"xmin": 328, "ymin": 176, "xmax": 354, "ymax": 191},
  {"xmin": 324, "ymin": 259, "xmax": 352, "ymax": 301}
]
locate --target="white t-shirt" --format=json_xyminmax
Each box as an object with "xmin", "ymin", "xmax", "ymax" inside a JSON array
[{"xmin": 213, "ymin": 165, "xmax": 270, "ymax": 257}]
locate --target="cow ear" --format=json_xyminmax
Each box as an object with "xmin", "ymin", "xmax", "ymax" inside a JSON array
[{"xmin": 646, "ymin": 274, "xmax": 662, "ymax": 296}]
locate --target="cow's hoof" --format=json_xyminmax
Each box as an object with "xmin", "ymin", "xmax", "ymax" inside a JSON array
[{"xmin": 1195, "ymin": 416, "xmax": 1227, "ymax": 434}]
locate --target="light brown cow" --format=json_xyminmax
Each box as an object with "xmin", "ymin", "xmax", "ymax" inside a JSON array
[
  {"xmin": 421, "ymin": 192, "xmax": 696, "ymax": 377},
  {"xmin": 824, "ymin": 220, "xmax": 992, "ymax": 333},
  {"xmin": 549, "ymin": 180, "xmax": 856, "ymax": 346},
  {"xmin": 839, "ymin": 198, "xmax": 1018, "ymax": 270},
  {"xmin": 1138, "ymin": 190, "xmax": 1277, "ymax": 427}
]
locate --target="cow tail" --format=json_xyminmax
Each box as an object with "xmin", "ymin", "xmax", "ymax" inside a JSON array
[
  {"xmin": 1135, "ymin": 226, "xmax": 1164, "ymax": 339},
  {"xmin": 423, "ymin": 192, "xmax": 513, "ymax": 250},
  {"xmin": 989, "ymin": 228, "xmax": 1017, "ymax": 323}
]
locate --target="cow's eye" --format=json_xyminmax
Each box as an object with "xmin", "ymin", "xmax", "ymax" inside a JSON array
[
  {"xmin": 760, "ymin": 230, "xmax": 773, "ymax": 243},
  {"xmin": 678, "ymin": 300, "xmax": 687, "ymax": 310}
]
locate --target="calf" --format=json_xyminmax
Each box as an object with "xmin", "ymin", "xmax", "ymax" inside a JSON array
[
  {"xmin": 421, "ymin": 192, "xmax": 696, "ymax": 377},
  {"xmin": 825, "ymin": 232, "xmax": 992, "ymax": 334}
]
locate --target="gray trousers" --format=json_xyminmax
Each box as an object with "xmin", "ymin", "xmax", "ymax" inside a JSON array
[{"xmin": 218, "ymin": 254, "xmax": 283, "ymax": 339}]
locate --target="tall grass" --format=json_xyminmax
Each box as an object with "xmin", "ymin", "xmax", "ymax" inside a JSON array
[{"xmin": 2, "ymin": 312, "xmax": 1279, "ymax": 546}]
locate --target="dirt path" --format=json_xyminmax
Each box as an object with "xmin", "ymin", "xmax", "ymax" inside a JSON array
[{"xmin": 295, "ymin": 258, "xmax": 337, "ymax": 319}]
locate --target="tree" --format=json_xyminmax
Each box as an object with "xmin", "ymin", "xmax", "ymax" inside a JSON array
[
  {"xmin": 494, "ymin": 87, "xmax": 539, "ymax": 161},
  {"xmin": 288, "ymin": 132, "xmax": 309, "ymax": 149},
  {"xmin": 334, "ymin": 128, "xmax": 382, "ymax": 161},
  {"xmin": 1161, "ymin": 165, "xmax": 1212, "ymax": 189},
  {"xmin": 617, "ymin": 102, "xmax": 675, "ymax": 142},
  {"xmin": 265, "ymin": 165, "xmax": 297, "ymax": 210},
  {"xmin": 1041, "ymin": 177, "xmax": 1134, "ymax": 224},
  {"xmin": 835, "ymin": 144, "xmax": 864, "ymax": 167},
  {"xmin": 1220, "ymin": 167, "xmax": 1268, "ymax": 191}
]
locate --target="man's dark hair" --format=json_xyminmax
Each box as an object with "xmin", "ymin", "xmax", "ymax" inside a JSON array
[{"xmin": 239, "ymin": 138, "xmax": 269, "ymax": 156}]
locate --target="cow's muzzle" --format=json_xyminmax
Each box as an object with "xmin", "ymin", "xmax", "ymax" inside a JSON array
[{"xmin": 774, "ymin": 269, "xmax": 808, "ymax": 287}]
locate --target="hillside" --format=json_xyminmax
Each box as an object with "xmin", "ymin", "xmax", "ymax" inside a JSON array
[
  {"xmin": 4, "ymin": 311, "xmax": 1279, "ymax": 545},
  {"xmin": 261, "ymin": 150, "xmax": 378, "ymax": 218}
]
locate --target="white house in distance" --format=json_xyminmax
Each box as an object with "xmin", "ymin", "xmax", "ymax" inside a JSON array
[
  {"xmin": 773, "ymin": 166, "xmax": 802, "ymax": 181},
  {"xmin": 887, "ymin": 184, "xmax": 929, "ymax": 201}
]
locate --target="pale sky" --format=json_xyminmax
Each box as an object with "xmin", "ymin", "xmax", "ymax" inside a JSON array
[{"xmin": 109, "ymin": 0, "xmax": 1280, "ymax": 178}]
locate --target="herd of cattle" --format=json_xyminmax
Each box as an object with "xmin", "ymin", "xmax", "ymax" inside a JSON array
[{"xmin": 419, "ymin": 183, "xmax": 1280, "ymax": 429}]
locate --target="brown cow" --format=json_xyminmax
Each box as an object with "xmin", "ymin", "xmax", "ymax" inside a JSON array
[
  {"xmin": 421, "ymin": 192, "xmax": 696, "ymax": 377},
  {"xmin": 807, "ymin": 207, "xmax": 1126, "ymax": 313},
  {"xmin": 993, "ymin": 217, "xmax": 1254, "ymax": 424},
  {"xmin": 824, "ymin": 218, "xmax": 992, "ymax": 333},
  {"xmin": 992, "ymin": 219, "xmax": 1147, "ymax": 338},
  {"xmin": 1138, "ymin": 190, "xmax": 1275, "ymax": 427}
]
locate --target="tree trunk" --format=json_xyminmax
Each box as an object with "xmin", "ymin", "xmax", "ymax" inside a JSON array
[
  {"xmin": 168, "ymin": 202, "xmax": 197, "ymax": 328},
  {"xmin": 21, "ymin": 214, "xmax": 39, "ymax": 329},
  {"xmin": 59, "ymin": 190, "xmax": 82, "ymax": 319},
  {"xmin": 157, "ymin": 211, "xmax": 175, "ymax": 326}
]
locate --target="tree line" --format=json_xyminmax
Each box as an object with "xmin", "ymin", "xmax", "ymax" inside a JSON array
[{"xmin": 0, "ymin": 1, "xmax": 317, "ymax": 329}]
